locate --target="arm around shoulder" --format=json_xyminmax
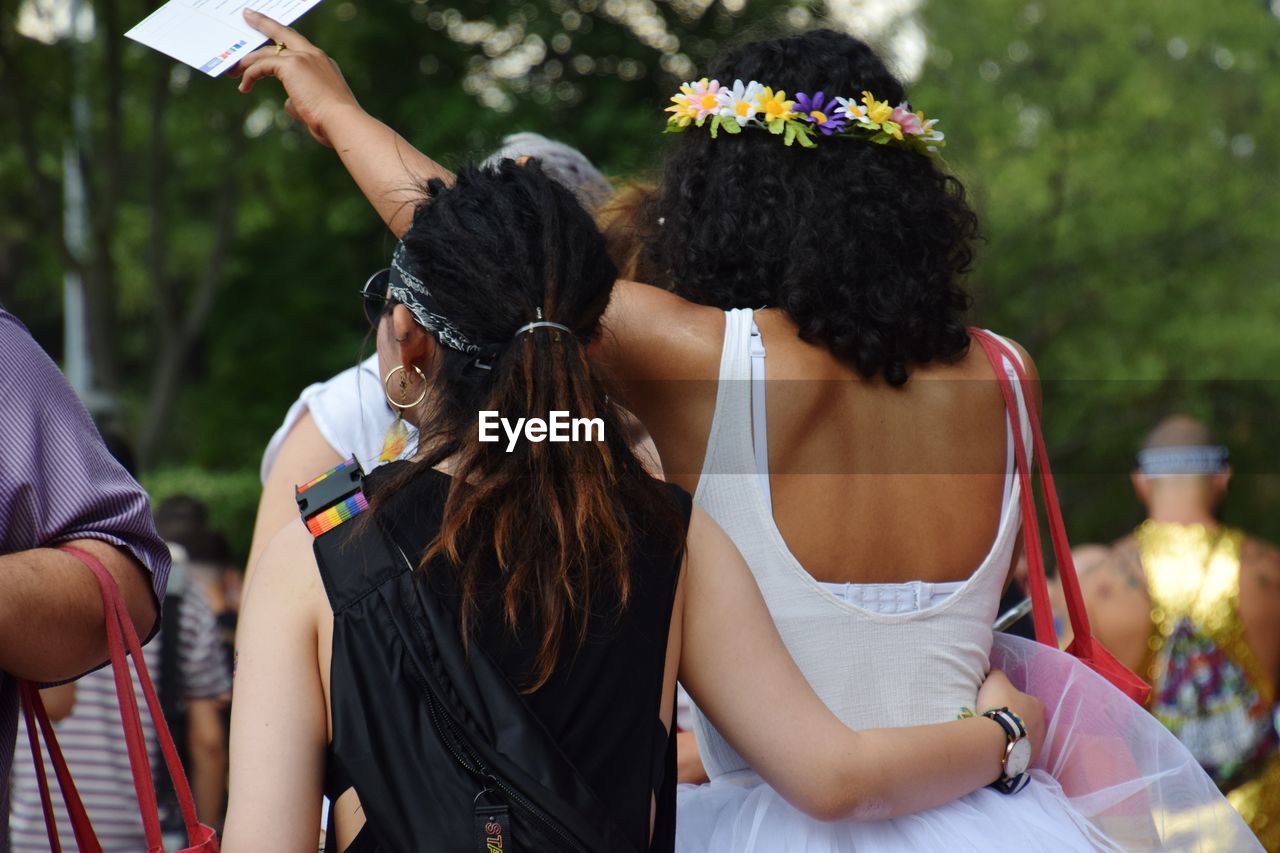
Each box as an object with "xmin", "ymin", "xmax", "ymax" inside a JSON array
[{"xmin": 677, "ymin": 506, "xmax": 1041, "ymax": 821}]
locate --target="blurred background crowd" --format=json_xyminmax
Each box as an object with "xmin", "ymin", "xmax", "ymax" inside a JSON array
[{"xmin": 2, "ymin": 0, "xmax": 1279, "ymax": 842}]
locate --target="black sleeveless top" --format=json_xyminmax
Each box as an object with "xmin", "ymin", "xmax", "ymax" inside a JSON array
[{"xmin": 321, "ymin": 463, "xmax": 690, "ymax": 853}]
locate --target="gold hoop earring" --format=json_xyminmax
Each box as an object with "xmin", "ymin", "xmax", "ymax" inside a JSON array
[{"xmin": 384, "ymin": 365, "xmax": 428, "ymax": 410}]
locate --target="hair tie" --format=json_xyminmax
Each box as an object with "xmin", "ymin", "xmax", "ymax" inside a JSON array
[{"xmin": 514, "ymin": 320, "xmax": 573, "ymax": 338}]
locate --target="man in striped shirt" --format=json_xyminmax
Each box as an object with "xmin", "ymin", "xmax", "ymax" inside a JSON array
[{"xmin": 0, "ymin": 308, "xmax": 171, "ymax": 849}]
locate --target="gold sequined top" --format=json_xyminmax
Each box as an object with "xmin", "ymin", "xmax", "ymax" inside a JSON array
[
  {"xmin": 1137, "ymin": 521, "xmax": 1273, "ymax": 710},
  {"xmin": 1136, "ymin": 520, "xmax": 1280, "ymax": 849}
]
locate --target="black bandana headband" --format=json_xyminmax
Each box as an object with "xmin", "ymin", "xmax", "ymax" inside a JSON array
[
  {"xmin": 387, "ymin": 241, "xmax": 502, "ymax": 360},
  {"xmin": 386, "ymin": 240, "xmax": 576, "ymax": 367}
]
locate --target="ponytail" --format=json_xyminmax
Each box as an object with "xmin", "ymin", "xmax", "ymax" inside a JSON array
[{"xmin": 371, "ymin": 162, "xmax": 685, "ymax": 692}]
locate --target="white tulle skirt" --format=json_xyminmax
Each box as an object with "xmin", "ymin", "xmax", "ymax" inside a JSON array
[{"xmin": 676, "ymin": 635, "xmax": 1261, "ymax": 852}]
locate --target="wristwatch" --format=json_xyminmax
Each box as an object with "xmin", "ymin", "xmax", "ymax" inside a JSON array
[{"xmin": 983, "ymin": 707, "xmax": 1031, "ymax": 794}]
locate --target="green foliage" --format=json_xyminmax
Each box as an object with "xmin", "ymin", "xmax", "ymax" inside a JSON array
[{"xmin": 916, "ymin": 0, "xmax": 1280, "ymax": 545}]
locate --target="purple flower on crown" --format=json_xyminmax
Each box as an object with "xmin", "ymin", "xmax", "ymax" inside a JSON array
[{"xmin": 794, "ymin": 91, "xmax": 847, "ymax": 135}]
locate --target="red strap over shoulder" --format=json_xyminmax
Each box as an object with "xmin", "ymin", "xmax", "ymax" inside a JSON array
[
  {"xmin": 19, "ymin": 546, "xmax": 219, "ymax": 853},
  {"xmin": 971, "ymin": 330, "xmax": 1150, "ymax": 705}
]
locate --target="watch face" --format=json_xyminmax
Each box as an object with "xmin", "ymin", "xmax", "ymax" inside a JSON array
[{"xmin": 1006, "ymin": 738, "xmax": 1032, "ymax": 777}]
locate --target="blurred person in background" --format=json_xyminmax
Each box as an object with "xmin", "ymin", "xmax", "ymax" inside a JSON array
[
  {"xmin": 1081, "ymin": 415, "xmax": 1280, "ymax": 846},
  {"xmin": 170, "ymin": 525, "xmax": 240, "ymax": 671},
  {"xmin": 244, "ymin": 132, "xmax": 614, "ymax": 579},
  {"xmin": 0, "ymin": 308, "xmax": 170, "ymax": 850},
  {"xmin": 156, "ymin": 495, "xmax": 239, "ymax": 667},
  {"xmin": 9, "ymin": 480, "xmax": 231, "ymax": 850}
]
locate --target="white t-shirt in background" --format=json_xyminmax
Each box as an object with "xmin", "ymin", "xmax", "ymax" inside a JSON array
[{"xmin": 259, "ymin": 354, "xmax": 418, "ymax": 483}]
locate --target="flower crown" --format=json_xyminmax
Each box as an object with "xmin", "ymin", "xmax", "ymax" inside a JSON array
[{"xmin": 664, "ymin": 78, "xmax": 945, "ymax": 154}]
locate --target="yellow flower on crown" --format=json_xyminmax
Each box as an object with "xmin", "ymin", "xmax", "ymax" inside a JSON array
[
  {"xmin": 665, "ymin": 80, "xmax": 705, "ymax": 128},
  {"xmin": 756, "ymin": 86, "xmax": 796, "ymax": 124},
  {"xmin": 860, "ymin": 91, "xmax": 894, "ymax": 125},
  {"xmin": 661, "ymin": 79, "xmax": 945, "ymax": 154}
]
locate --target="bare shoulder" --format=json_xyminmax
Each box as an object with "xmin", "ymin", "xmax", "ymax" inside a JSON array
[
  {"xmin": 597, "ymin": 280, "xmax": 725, "ymax": 382},
  {"xmin": 1242, "ymin": 535, "xmax": 1280, "ymax": 592},
  {"xmin": 247, "ymin": 408, "xmax": 343, "ymax": 580},
  {"xmin": 1243, "ymin": 535, "xmax": 1280, "ymax": 567},
  {"xmin": 998, "ymin": 335, "xmax": 1040, "ymax": 384},
  {"xmin": 981, "ymin": 333, "xmax": 1042, "ymax": 411},
  {"xmin": 243, "ymin": 519, "xmax": 327, "ymax": 623},
  {"xmin": 1082, "ymin": 536, "xmax": 1146, "ymax": 599}
]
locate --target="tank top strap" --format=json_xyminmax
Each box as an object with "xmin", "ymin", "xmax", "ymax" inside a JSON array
[
  {"xmin": 699, "ymin": 308, "xmax": 762, "ymax": 484},
  {"xmin": 749, "ymin": 321, "xmax": 770, "ymax": 511}
]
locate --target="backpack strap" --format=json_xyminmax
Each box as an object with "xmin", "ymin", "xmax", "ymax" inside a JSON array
[
  {"xmin": 296, "ymin": 457, "xmax": 368, "ymax": 538},
  {"xmin": 296, "ymin": 457, "xmax": 400, "ymax": 613}
]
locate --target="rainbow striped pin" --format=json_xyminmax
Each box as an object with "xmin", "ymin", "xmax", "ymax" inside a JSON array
[{"xmin": 296, "ymin": 457, "xmax": 369, "ymax": 538}]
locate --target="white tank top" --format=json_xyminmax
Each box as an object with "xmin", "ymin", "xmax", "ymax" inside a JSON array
[{"xmin": 690, "ymin": 308, "xmax": 1032, "ymax": 780}]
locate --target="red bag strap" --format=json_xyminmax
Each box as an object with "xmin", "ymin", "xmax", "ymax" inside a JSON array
[
  {"xmin": 20, "ymin": 680, "xmax": 102, "ymax": 853},
  {"xmin": 971, "ymin": 331, "xmax": 1085, "ymax": 646},
  {"xmin": 971, "ymin": 330, "xmax": 1151, "ymax": 704},
  {"xmin": 55, "ymin": 545, "xmax": 207, "ymax": 850}
]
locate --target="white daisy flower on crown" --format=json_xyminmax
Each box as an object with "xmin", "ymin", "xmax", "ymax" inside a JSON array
[
  {"xmin": 920, "ymin": 117, "xmax": 945, "ymax": 144},
  {"xmin": 834, "ymin": 95, "xmax": 874, "ymax": 127},
  {"xmin": 717, "ymin": 79, "xmax": 763, "ymax": 127}
]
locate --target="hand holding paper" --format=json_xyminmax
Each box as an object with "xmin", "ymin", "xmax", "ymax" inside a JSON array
[
  {"xmin": 229, "ymin": 10, "xmax": 361, "ymax": 146},
  {"xmin": 126, "ymin": 0, "xmax": 327, "ymax": 77}
]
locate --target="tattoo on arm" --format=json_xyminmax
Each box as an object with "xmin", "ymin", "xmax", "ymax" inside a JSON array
[
  {"xmin": 1243, "ymin": 540, "xmax": 1280, "ymax": 591},
  {"xmin": 1107, "ymin": 548, "xmax": 1145, "ymax": 590}
]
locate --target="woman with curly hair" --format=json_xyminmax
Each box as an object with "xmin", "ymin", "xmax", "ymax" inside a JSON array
[{"xmin": 231, "ymin": 13, "xmax": 1256, "ymax": 851}]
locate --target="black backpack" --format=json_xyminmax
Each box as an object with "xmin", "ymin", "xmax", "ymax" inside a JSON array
[{"xmin": 301, "ymin": 461, "xmax": 642, "ymax": 853}]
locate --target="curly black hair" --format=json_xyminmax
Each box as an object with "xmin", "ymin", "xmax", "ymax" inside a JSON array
[{"xmin": 648, "ymin": 29, "xmax": 978, "ymax": 385}]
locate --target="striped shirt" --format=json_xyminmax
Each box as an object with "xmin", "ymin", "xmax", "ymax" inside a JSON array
[
  {"xmin": 9, "ymin": 556, "xmax": 229, "ymax": 851},
  {"xmin": 0, "ymin": 309, "xmax": 172, "ymax": 850}
]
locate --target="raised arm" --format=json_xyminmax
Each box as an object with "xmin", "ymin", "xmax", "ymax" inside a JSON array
[
  {"xmin": 229, "ymin": 13, "xmax": 723, "ymax": 388},
  {"xmin": 233, "ymin": 9, "xmax": 451, "ymax": 237},
  {"xmin": 677, "ymin": 506, "xmax": 1044, "ymax": 821}
]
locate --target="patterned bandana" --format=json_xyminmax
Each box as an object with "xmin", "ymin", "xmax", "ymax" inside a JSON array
[{"xmin": 387, "ymin": 240, "xmax": 503, "ymax": 362}]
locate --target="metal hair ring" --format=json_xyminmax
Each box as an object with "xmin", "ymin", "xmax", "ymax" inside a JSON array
[{"xmin": 513, "ymin": 320, "xmax": 573, "ymax": 337}]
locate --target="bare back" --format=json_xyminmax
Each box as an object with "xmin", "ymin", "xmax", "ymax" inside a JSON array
[
  {"xmin": 754, "ymin": 309, "xmax": 1009, "ymax": 584},
  {"xmin": 607, "ymin": 285, "xmax": 1025, "ymax": 587}
]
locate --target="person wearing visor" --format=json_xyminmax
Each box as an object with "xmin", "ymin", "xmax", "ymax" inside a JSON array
[
  {"xmin": 244, "ymin": 135, "xmax": 614, "ymax": 581},
  {"xmin": 1081, "ymin": 414, "xmax": 1280, "ymax": 846}
]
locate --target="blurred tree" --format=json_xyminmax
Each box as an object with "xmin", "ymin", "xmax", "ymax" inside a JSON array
[
  {"xmin": 0, "ymin": 0, "xmax": 796, "ymax": 472},
  {"xmin": 917, "ymin": 0, "xmax": 1280, "ymax": 544}
]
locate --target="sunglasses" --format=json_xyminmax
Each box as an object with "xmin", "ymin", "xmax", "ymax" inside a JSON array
[{"xmin": 361, "ymin": 268, "xmax": 392, "ymax": 329}]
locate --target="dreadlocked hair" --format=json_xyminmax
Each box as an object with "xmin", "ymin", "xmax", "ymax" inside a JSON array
[{"xmin": 373, "ymin": 160, "xmax": 686, "ymax": 692}]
